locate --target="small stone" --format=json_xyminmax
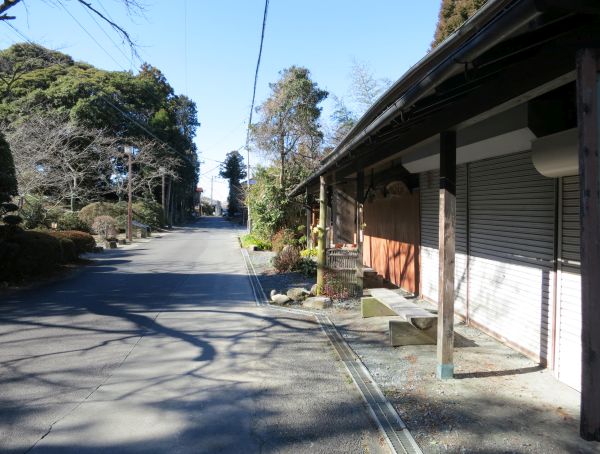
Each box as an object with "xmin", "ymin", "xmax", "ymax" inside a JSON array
[
  {"xmin": 270, "ymin": 289, "xmax": 291, "ymax": 305},
  {"xmin": 287, "ymin": 287, "xmax": 309, "ymax": 301},
  {"xmin": 302, "ymin": 296, "xmax": 332, "ymax": 309}
]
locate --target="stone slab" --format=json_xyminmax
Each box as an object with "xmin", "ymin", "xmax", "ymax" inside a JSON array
[{"xmin": 389, "ymin": 320, "xmax": 437, "ymax": 347}]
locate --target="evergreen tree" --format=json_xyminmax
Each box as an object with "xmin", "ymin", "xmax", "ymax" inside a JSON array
[
  {"xmin": 432, "ymin": 0, "xmax": 487, "ymax": 48},
  {"xmin": 0, "ymin": 133, "xmax": 17, "ymax": 203},
  {"xmin": 219, "ymin": 150, "xmax": 246, "ymax": 216},
  {"xmin": 250, "ymin": 66, "xmax": 328, "ymax": 189}
]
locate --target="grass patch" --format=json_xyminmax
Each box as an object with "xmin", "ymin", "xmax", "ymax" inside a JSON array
[{"xmin": 240, "ymin": 233, "xmax": 271, "ymax": 251}]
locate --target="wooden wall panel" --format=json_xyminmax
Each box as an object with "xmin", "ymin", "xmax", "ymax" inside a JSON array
[{"xmin": 363, "ymin": 193, "xmax": 420, "ymax": 293}]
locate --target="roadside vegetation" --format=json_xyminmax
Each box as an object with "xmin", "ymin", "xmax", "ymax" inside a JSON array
[
  {"xmin": 0, "ymin": 43, "xmax": 200, "ymax": 286},
  {"xmin": 240, "ymin": 0, "xmax": 482, "ymax": 287},
  {"xmin": 239, "ymin": 62, "xmax": 389, "ymax": 280}
]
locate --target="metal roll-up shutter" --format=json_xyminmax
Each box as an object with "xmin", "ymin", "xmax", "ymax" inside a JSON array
[
  {"xmin": 556, "ymin": 175, "xmax": 581, "ymax": 390},
  {"xmin": 468, "ymin": 151, "xmax": 555, "ymax": 362},
  {"xmin": 455, "ymin": 165, "xmax": 468, "ymax": 317},
  {"xmin": 419, "ymin": 170, "xmax": 439, "ymax": 301},
  {"xmin": 419, "ymin": 166, "xmax": 468, "ymax": 310}
]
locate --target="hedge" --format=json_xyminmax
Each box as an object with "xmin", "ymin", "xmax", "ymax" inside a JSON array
[
  {"xmin": 0, "ymin": 229, "xmax": 63, "ymax": 282},
  {"xmin": 48, "ymin": 230, "xmax": 96, "ymax": 255},
  {"xmin": 0, "ymin": 226, "xmax": 97, "ymax": 283}
]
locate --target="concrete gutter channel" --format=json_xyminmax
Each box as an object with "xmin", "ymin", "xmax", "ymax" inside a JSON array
[{"xmin": 240, "ymin": 248, "xmax": 423, "ymax": 454}]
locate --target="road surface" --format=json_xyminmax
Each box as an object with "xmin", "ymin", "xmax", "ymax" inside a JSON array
[{"xmin": 0, "ymin": 217, "xmax": 385, "ymax": 453}]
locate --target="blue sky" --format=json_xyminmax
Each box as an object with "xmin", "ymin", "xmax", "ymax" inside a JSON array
[{"xmin": 1, "ymin": 0, "xmax": 440, "ymax": 201}]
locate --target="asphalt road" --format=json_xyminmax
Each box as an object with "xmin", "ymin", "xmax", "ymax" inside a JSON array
[{"xmin": 0, "ymin": 217, "xmax": 385, "ymax": 453}]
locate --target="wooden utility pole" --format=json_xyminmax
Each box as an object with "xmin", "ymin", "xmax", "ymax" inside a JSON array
[
  {"xmin": 356, "ymin": 170, "xmax": 365, "ymax": 292},
  {"xmin": 437, "ymin": 131, "xmax": 456, "ymax": 380},
  {"xmin": 576, "ymin": 48, "xmax": 600, "ymax": 441},
  {"xmin": 316, "ymin": 176, "xmax": 327, "ymax": 294},
  {"xmin": 126, "ymin": 146, "xmax": 133, "ymax": 242}
]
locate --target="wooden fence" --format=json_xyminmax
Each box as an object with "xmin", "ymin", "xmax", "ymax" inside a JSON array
[{"xmin": 325, "ymin": 249, "xmax": 361, "ymax": 299}]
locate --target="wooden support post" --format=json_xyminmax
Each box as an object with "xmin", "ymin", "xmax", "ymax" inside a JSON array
[
  {"xmin": 437, "ymin": 131, "xmax": 456, "ymax": 380},
  {"xmin": 356, "ymin": 170, "xmax": 365, "ymax": 292},
  {"xmin": 316, "ymin": 176, "xmax": 327, "ymax": 295},
  {"xmin": 576, "ymin": 48, "xmax": 600, "ymax": 442}
]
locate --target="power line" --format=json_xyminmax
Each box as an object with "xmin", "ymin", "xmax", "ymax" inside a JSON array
[
  {"xmin": 242, "ymin": 0, "xmax": 269, "ymax": 230},
  {"xmin": 245, "ymin": 0, "xmax": 269, "ymax": 150},
  {"xmin": 57, "ymin": 1, "xmax": 128, "ymax": 71},
  {"xmin": 80, "ymin": 2, "xmax": 137, "ymax": 71}
]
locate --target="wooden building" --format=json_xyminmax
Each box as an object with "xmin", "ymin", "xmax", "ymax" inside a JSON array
[{"xmin": 289, "ymin": 0, "xmax": 600, "ymax": 440}]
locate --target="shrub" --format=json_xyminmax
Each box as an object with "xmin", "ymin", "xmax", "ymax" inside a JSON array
[
  {"xmin": 59, "ymin": 238, "xmax": 77, "ymax": 263},
  {"xmin": 294, "ymin": 257, "xmax": 317, "ymax": 277},
  {"xmin": 240, "ymin": 233, "xmax": 271, "ymax": 250},
  {"xmin": 1, "ymin": 202, "xmax": 19, "ymax": 214},
  {"xmin": 3, "ymin": 214, "xmax": 22, "ymax": 226},
  {"xmin": 133, "ymin": 199, "xmax": 164, "ymax": 229},
  {"xmin": 48, "ymin": 230, "xmax": 96, "ymax": 255},
  {"xmin": 272, "ymin": 245, "xmax": 300, "ymax": 273},
  {"xmin": 57, "ymin": 211, "xmax": 91, "ymax": 232},
  {"xmin": 91, "ymin": 216, "xmax": 118, "ymax": 239},
  {"xmin": 300, "ymin": 248, "xmax": 317, "ymax": 258},
  {"xmin": 271, "ymin": 228, "xmax": 299, "ymax": 253},
  {"xmin": 19, "ymin": 196, "xmax": 46, "ymax": 229},
  {"xmin": 0, "ymin": 230, "xmax": 63, "ymax": 282},
  {"xmin": 79, "ymin": 202, "xmax": 115, "ymax": 226},
  {"xmin": 323, "ymin": 269, "xmax": 351, "ymax": 301}
]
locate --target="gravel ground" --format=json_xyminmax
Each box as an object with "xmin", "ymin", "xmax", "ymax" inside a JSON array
[
  {"xmin": 247, "ymin": 249, "xmax": 600, "ymax": 454},
  {"xmin": 248, "ymin": 250, "xmax": 315, "ymax": 298},
  {"xmin": 330, "ymin": 307, "xmax": 600, "ymax": 454}
]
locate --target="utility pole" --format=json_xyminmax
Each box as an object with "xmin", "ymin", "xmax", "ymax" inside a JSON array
[
  {"xmin": 160, "ymin": 167, "xmax": 165, "ymax": 209},
  {"xmin": 126, "ymin": 145, "xmax": 134, "ymax": 242},
  {"xmin": 210, "ymin": 176, "xmax": 214, "ymax": 204}
]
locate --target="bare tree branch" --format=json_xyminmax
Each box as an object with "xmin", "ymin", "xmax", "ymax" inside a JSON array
[{"xmin": 0, "ymin": 0, "xmax": 143, "ymax": 55}]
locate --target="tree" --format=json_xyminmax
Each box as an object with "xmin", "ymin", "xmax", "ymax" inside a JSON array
[
  {"xmin": 5, "ymin": 114, "xmax": 118, "ymax": 210},
  {"xmin": 251, "ymin": 66, "xmax": 328, "ymax": 188},
  {"xmin": 0, "ymin": 43, "xmax": 200, "ymax": 223},
  {"xmin": 432, "ymin": 0, "xmax": 487, "ymax": 48},
  {"xmin": 326, "ymin": 95, "xmax": 356, "ymax": 149},
  {"xmin": 0, "ymin": 132, "xmax": 17, "ymax": 203},
  {"xmin": 219, "ymin": 150, "xmax": 246, "ymax": 216},
  {"xmin": 349, "ymin": 59, "xmax": 391, "ymax": 116}
]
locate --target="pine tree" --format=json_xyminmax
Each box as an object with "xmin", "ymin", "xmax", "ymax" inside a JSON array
[
  {"xmin": 432, "ymin": 0, "xmax": 487, "ymax": 48},
  {"xmin": 219, "ymin": 150, "xmax": 246, "ymax": 216}
]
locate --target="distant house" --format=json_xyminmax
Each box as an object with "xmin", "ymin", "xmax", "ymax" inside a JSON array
[{"xmin": 290, "ymin": 0, "xmax": 600, "ymax": 439}]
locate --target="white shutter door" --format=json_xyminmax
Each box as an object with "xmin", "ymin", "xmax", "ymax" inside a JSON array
[
  {"xmin": 468, "ymin": 151, "xmax": 555, "ymax": 362},
  {"xmin": 455, "ymin": 165, "xmax": 468, "ymax": 317},
  {"xmin": 419, "ymin": 171, "xmax": 439, "ymax": 302},
  {"xmin": 556, "ymin": 175, "xmax": 581, "ymax": 391},
  {"xmin": 419, "ymin": 166, "xmax": 467, "ymax": 312}
]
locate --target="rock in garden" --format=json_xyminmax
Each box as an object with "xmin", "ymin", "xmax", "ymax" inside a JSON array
[
  {"xmin": 302, "ymin": 296, "xmax": 332, "ymax": 309},
  {"xmin": 287, "ymin": 287, "xmax": 309, "ymax": 301},
  {"xmin": 270, "ymin": 289, "xmax": 291, "ymax": 305}
]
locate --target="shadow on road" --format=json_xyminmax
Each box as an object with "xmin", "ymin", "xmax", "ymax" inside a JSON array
[{"xmin": 1, "ymin": 219, "xmax": 378, "ymax": 452}]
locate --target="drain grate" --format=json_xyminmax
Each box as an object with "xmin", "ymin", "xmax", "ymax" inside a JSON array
[
  {"xmin": 241, "ymin": 247, "xmax": 423, "ymax": 454},
  {"xmin": 240, "ymin": 248, "xmax": 268, "ymax": 306},
  {"xmin": 316, "ymin": 314, "xmax": 423, "ymax": 454}
]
